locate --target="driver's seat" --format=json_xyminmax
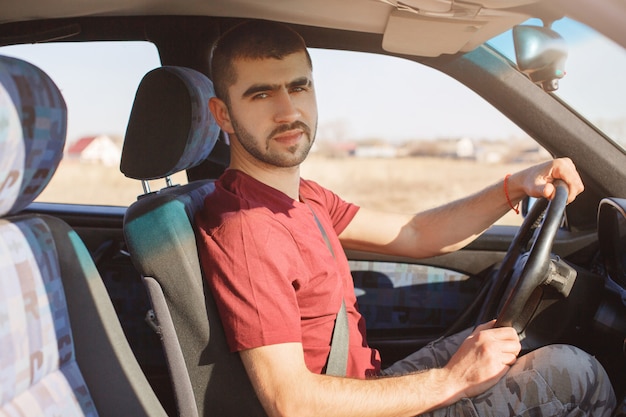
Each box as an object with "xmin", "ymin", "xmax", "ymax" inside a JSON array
[{"xmin": 121, "ymin": 65, "xmax": 266, "ymax": 416}]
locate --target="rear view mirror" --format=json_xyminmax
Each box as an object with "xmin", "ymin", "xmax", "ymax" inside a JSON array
[{"xmin": 513, "ymin": 24, "xmax": 568, "ymax": 92}]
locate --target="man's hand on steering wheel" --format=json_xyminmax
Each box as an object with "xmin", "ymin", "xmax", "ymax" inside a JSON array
[
  {"xmin": 476, "ymin": 157, "xmax": 585, "ymax": 339},
  {"xmin": 507, "ymin": 157, "xmax": 585, "ymax": 205}
]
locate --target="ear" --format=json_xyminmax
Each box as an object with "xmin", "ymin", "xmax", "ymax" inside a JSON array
[{"xmin": 209, "ymin": 97, "xmax": 235, "ymax": 134}]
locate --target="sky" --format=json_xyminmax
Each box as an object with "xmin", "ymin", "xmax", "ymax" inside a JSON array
[
  {"xmin": 310, "ymin": 48, "xmax": 525, "ymax": 142},
  {"xmin": 1, "ymin": 18, "xmax": 624, "ymax": 144}
]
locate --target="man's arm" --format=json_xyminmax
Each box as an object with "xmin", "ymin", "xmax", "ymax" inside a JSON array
[
  {"xmin": 241, "ymin": 321, "xmax": 520, "ymax": 417},
  {"xmin": 339, "ymin": 158, "xmax": 584, "ymax": 258}
]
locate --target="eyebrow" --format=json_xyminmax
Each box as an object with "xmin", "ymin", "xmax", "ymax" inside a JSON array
[{"xmin": 241, "ymin": 76, "xmax": 312, "ymax": 99}]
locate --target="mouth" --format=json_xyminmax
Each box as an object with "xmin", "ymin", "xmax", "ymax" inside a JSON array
[
  {"xmin": 268, "ymin": 121, "xmax": 312, "ymax": 149},
  {"xmin": 272, "ymin": 129, "xmax": 304, "ymax": 145}
]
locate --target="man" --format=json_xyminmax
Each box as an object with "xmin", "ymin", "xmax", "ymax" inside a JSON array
[{"xmin": 195, "ymin": 20, "xmax": 615, "ymax": 417}]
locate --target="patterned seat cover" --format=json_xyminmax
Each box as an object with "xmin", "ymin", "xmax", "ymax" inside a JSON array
[{"xmin": 0, "ymin": 56, "xmax": 166, "ymax": 417}]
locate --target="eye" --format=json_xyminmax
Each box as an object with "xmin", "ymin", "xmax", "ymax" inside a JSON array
[
  {"xmin": 290, "ymin": 85, "xmax": 310, "ymax": 94},
  {"xmin": 252, "ymin": 92, "xmax": 270, "ymax": 100}
]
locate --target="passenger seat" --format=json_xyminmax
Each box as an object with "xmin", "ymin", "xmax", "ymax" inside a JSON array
[{"xmin": 0, "ymin": 55, "xmax": 167, "ymax": 417}]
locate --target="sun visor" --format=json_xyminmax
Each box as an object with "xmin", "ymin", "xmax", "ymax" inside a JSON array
[{"xmin": 382, "ymin": 7, "xmax": 530, "ymax": 57}]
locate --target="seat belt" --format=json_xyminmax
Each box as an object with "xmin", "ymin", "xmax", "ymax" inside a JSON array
[
  {"xmin": 326, "ymin": 300, "xmax": 349, "ymax": 376},
  {"xmin": 309, "ymin": 206, "xmax": 350, "ymax": 377}
]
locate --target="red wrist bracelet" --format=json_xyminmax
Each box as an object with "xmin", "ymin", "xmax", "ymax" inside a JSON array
[{"xmin": 504, "ymin": 174, "xmax": 520, "ymax": 214}]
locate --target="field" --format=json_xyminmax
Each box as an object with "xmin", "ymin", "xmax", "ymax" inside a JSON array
[{"xmin": 39, "ymin": 155, "xmax": 540, "ymax": 225}]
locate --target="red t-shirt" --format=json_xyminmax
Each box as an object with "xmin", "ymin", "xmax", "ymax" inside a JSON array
[{"xmin": 195, "ymin": 169, "xmax": 381, "ymax": 378}]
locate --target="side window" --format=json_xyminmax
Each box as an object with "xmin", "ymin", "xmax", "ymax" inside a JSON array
[
  {"xmin": 0, "ymin": 41, "xmax": 180, "ymax": 206},
  {"xmin": 302, "ymin": 49, "xmax": 550, "ymax": 226},
  {"xmin": 350, "ymin": 260, "xmax": 479, "ymax": 335},
  {"xmin": 300, "ymin": 50, "xmax": 549, "ymax": 335},
  {"xmin": 1, "ymin": 43, "xmax": 549, "ymax": 217}
]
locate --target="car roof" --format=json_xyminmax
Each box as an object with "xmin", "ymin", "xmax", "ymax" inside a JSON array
[{"xmin": 1, "ymin": 0, "xmax": 625, "ymax": 58}]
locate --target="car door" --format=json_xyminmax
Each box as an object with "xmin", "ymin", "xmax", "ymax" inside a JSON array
[{"xmin": 302, "ymin": 45, "xmax": 608, "ymax": 367}]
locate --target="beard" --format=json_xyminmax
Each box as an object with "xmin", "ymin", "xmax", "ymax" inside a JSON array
[{"xmin": 230, "ymin": 117, "xmax": 316, "ymax": 168}]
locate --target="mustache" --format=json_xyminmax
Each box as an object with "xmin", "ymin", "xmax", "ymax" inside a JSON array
[{"xmin": 268, "ymin": 121, "xmax": 311, "ymax": 140}]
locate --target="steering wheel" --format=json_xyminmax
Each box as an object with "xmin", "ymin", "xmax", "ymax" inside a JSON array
[{"xmin": 478, "ymin": 180, "xmax": 569, "ymax": 333}]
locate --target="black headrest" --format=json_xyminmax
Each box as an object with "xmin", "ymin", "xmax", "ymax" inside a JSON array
[{"xmin": 121, "ymin": 66, "xmax": 220, "ymax": 181}]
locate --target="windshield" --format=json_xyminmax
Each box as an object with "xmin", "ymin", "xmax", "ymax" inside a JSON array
[{"xmin": 488, "ymin": 17, "xmax": 626, "ymax": 151}]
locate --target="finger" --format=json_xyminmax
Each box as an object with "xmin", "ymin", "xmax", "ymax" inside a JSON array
[
  {"xmin": 499, "ymin": 337, "xmax": 522, "ymax": 354},
  {"xmin": 501, "ymin": 352, "xmax": 519, "ymax": 366},
  {"xmin": 473, "ymin": 320, "xmax": 496, "ymax": 332},
  {"xmin": 567, "ymin": 177, "xmax": 585, "ymax": 203},
  {"xmin": 551, "ymin": 158, "xmax": 585, "ymax": 202},
  {"xmin": 542, "ymin": 182, "xmax": 556, "ymax": 200},
  {"xmin": 489, "ymin": 338, "xmax": 521, "ymax": 366}
]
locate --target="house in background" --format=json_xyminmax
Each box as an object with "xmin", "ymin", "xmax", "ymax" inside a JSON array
[{"xmin": 66, "ymin": 134, "xmax": 122, "ymax": 166}]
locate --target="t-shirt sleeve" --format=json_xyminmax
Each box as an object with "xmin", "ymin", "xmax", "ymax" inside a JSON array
[
  {"xmin": 203, "ymin": 211, "xmax": 304, "ymax": 352},
  {"xmin": 301, "ymin": 179, "xmax": 360, "ymax": 235}
]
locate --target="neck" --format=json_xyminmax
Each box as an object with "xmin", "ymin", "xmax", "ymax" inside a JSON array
[{"xmin": 229, "ymin": 144, "xmax": 302, "ymax": 200}]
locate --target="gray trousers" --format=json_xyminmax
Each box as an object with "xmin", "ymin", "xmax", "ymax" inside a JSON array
[{"xmin": 382, "ymin": 329, "xmax": 616, "ymax": 417}]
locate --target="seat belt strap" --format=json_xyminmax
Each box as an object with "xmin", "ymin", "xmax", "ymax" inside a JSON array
[
  {"xmin": 326, "ymin": 299, "xmax": 349, "ymax": 376},
  {"xmin": 309, "ymin": 206, "xmax": 349, "ymax": 377}
]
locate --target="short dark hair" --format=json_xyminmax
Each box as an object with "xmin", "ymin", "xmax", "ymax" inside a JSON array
[{"xmin": 210, "ymin": 20, "xmax": 312, "ymax": 103}]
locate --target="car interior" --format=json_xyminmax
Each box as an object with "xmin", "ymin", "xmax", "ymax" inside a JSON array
[{"xmin": 1, "ymin": 0, "xmax": 626, "ymax": 416}]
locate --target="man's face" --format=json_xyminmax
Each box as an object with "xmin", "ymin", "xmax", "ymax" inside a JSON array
[{"xmin": 222, "ymin": 51, "xmax": 318, "ymax": 169}]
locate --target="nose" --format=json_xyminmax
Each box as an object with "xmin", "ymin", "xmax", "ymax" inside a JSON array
[{"xmin": 273, "ymin": 89, "xmax": 301, "ymax": 123}]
